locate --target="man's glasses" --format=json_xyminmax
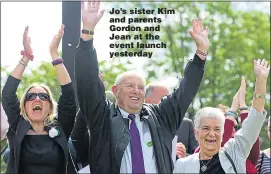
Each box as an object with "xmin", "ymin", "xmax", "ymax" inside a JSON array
[{"xmin": 25, "ymin": 93, "xmax": 50, "ymax": 102}]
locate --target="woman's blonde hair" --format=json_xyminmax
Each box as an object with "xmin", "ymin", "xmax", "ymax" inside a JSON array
[{"xmin": 20, "ymin": 83, "xmax": 57, "ymax": 126}]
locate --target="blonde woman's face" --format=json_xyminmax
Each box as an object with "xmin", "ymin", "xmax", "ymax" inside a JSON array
[{"xmin": 24, "ymin": 86, "xmax": 51, "ymax": 123}]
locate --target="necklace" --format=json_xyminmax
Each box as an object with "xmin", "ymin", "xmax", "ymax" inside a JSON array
[
  {"xmin": 31, "ymin": 128, "xmax": 45, "ymax": 135},
  {"xmin": 200, "ymin": 157, "xmax": 213, "ymax": 172}
]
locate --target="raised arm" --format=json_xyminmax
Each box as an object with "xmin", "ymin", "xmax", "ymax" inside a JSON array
[
  {"xmin": 49, "ymin": 25, "xmax": 76, "ymax": 138},
  {"xmin": 222, "ymin": 85, "xmax": 240, "ymax": 147},
  {"xmin": 239, "ymin": 76, "xmax": 260, "ymax": 165},
  {"xmin": 75, "ymin": 1, "xmax": 107, "ymax": 131},
  {"xmin": 157, "ymin": 19, "xmax": 208, "ymax": 134},
  {"xmin": 2, "ymin": 26, "xmax": 33, "ymax": 132},
  {"xmin": 224, "ymin": 59, "xmax": 269, "ymax": 159}
]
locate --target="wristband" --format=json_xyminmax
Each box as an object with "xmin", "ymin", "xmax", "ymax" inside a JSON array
[
  {"xmin": 239, "ymin": 106, "xmax": 248, "ymax": 111},
  {"xmin": 82, "ymin": 29, "xmax": 94, "ymax": 35},
  {"xmin": 19, "ymin": 59, "xmax": 27, "ymax": 67},
  {"xmin": 52, "ymin": 58, "xmax": 64, "ymax": 66},
  {"xmin": 225, "ymin": 111, "xmax": 237, "ymax": 118},
  {"xmin": 21, "ymin": 50, "xmax": 34, "ymax": 61},
  {"xmin": 196, "ymin": 50, "xmax": 207, "ymax": 57},
  {"xmin": 253, "ymin": 93, "xmax": 266, "ymax": 99},
  {"xmin": 20, "ymin": 59, "xmax": 28, "ymax": 66}
]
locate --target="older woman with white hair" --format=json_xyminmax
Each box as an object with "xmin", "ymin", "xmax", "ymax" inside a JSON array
[{"xmin": 173, "ymin": 59, "xmax": 269, "ymax": 174}]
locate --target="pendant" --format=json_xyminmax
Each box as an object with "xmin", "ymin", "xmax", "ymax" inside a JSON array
[{"xmin": 201, "ymin": 165, "xmax": 207, "ymax": 172}]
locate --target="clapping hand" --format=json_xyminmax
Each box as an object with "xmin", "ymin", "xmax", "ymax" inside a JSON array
[
  {"xmin": 231, "ymin": 90, "xmax": 239, "ymax": 113},
  {"xmin": 50, "ymin": 25, "xmax": 64, "ymax": 60},
  {"xmin": 23, "ymin": 26, "xmax": 33, "ymax": 56},
  {"xmin": 239, "ymin": 76, "xmax": 247, "ymax": 108}
]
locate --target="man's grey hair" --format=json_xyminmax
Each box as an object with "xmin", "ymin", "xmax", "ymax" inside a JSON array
[
  {"xmin": 194, "ymin": 107, "xmax": 225, "ymax": 132},
  {"xmin": 114, "ymin": 71, "xmax": 146, "ymax": 86}
]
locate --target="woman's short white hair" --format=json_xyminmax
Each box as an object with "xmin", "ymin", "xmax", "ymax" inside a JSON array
[{"xmin": 194, "ymin": 107, "xmax": 225, "ymax": 131}]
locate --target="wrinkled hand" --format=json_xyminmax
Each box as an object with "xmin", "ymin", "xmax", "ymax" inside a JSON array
[
  {"xmin": 176, "ymin": 142, "xmax": 186, "ymax": 159},
  {"xmin": 23, "ymin": 26, "xmax": 33, "ymax": 55},
  {"xmin": 82, "ymin": 0, "xmax": 104, "ymax": 30},
  {"xmin": 188, "ymin": 19, "xmax": 209, "ymax": 57},
  {"xmin": 254, "ymin": 59, "xmax": 270, "ymax": 79},
  {"xmin": 50, "ymin": 25, "xmax": 64, "ymax": 59},
  {"xmin": 231, "ymin": 90, "xmax": 239, "ymax": 112},
  {"xmin": 239, "ymin": 76, "xmax": 247, "ymax": 107}
]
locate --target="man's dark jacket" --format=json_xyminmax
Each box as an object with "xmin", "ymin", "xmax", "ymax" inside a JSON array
[{"xmin": 75, "ymin": 38, "xmax": 205, "ymax": 174}]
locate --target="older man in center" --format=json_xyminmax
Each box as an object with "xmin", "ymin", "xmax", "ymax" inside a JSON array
[{"xmin": 75, "ymin": 1, "xmax": 209, "ymax": 174}]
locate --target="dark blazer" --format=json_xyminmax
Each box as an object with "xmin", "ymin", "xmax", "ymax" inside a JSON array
[
  {"xmin": 2, "ymin": 76, "xmax": 76, "ymax": 174},
  {"xmin": 74, "ymin": 38, "xmax": 205, "ymax": 174},
  {"xmin": 176, "ymin": 117, "xmax": 198, "ymax": 154}
]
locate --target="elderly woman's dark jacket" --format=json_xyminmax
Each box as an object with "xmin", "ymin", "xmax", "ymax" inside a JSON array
[{"xmin": 2, "ymin": 76, "xmax": 77, "ymax": 174}]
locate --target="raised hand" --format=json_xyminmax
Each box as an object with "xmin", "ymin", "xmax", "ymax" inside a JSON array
[
  {"xmin": 231, "ymin": 90, "xmax": 240, "ymax": 112},
  {"xmin": 81, "ymin": 0, "xmax": 105, "ymax": 31},
  {"xmin": 239, "ymin": 76, "xmax": 247, "ymax": 108},
  {"xmin": 254, "ymin": 59, "xmax": 270, "ymax": 79},
  {"xmin": 188, "ymin": 19, "xmax": 209, "ymax": 60},
  {"xmin": 50, "ymin": 25, "xmax": 64, "ymax": 59},
  {"xmin": 23, "ymin": 26, "xmax": 33, "ymax": 55}
]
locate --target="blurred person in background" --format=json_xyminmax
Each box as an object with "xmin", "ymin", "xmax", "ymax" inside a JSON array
[
  {"xmin": 1, "ymin": 104, "xmax": 9, "ymax": 140},
  {"xmin": 145, "ymin": 82, "xmax": 198, "ymax": 158},
  {"xmin": 256, "ymin": 117, "xmax": 271, "ymax": 174}
]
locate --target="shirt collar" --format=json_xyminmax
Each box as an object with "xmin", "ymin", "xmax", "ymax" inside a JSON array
[{"xmin": 118, "ymin": 107, "xmax": 140, "ymax": 119}]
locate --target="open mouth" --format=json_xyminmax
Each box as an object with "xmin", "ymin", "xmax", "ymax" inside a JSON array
[
  {"xmin": 33, "ymin": 105, "xmax": 42, "ymax": 112},
  {"xmin": 206, "ymin": 139, "xmax": 216, "ymax": 143},
  {"xmin": 130, "ymin": 96, "xmax": 139, "ymax": 101}
]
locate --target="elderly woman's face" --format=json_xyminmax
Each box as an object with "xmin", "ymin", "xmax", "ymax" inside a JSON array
[
  {"xmin": 24, "ymin": 86, "xmax": 51, "ymax": 123},
  {"xmin": 195, "ymin": 118, "xmax": 223, "ymax": 154}
]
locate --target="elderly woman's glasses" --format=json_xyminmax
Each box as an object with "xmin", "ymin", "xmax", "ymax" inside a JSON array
[{"xmin": 25, "ymin": 93, "xmax": 50, "ymax": 101}]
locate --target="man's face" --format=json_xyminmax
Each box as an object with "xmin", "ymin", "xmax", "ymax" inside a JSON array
[
  {"xmin": 113, "ymin": 74, "xmax": 145, "ymax": 114},
  {"xmin": 146, "ymin": 87, "xmax": 169, "ymax": 104}
]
